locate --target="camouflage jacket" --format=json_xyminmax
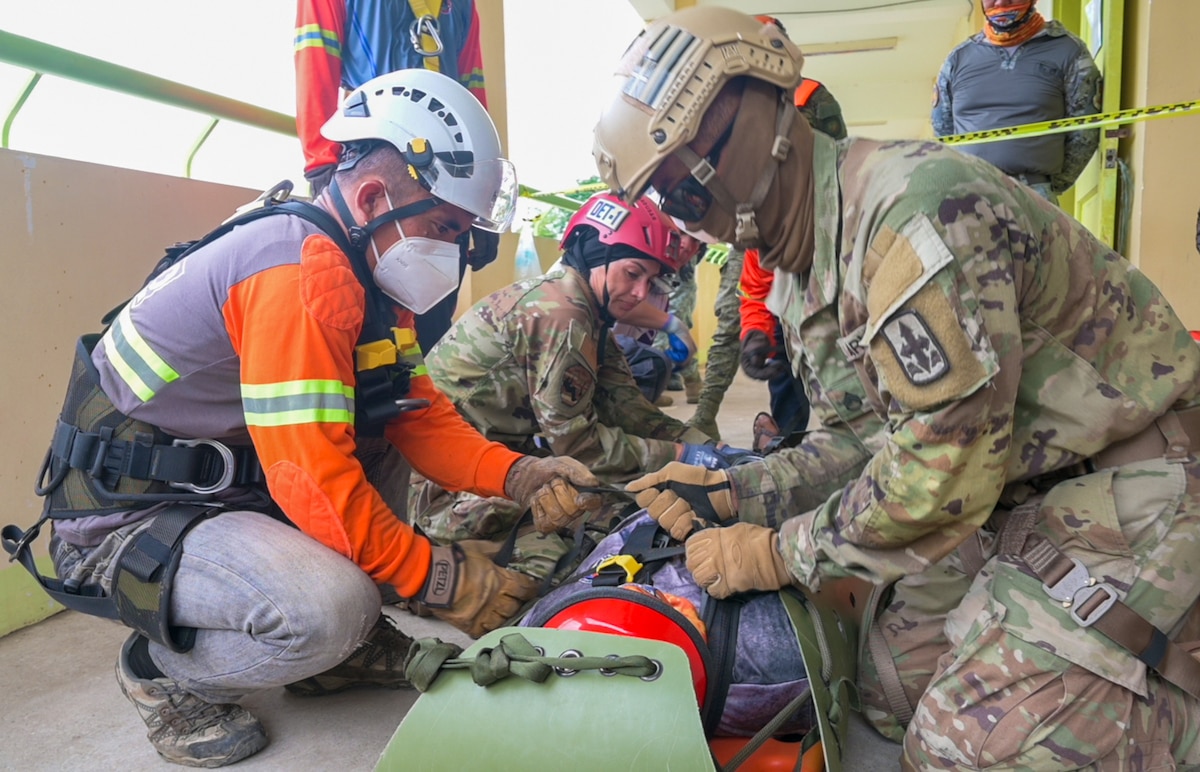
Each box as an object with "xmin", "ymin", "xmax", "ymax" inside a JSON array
[
  {"xmin": 734, "ymin": 133, "xmax": 1200, "ymax": 589},
  {"xmin": 427, "ymin": 266, "xmax": 707, "ymax": 481},
  {"xmin": 932, "ymin": 20, "xmax": 1102, "ymax": 194}
]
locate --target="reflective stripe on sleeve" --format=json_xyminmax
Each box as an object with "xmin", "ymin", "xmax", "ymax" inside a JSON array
[
  {"xmin": 107, "ymin": 308, "xmax": 181, "ymax": 403},
  {"xmin": 293, "ymin": 24, "xmax": 342, "ymax": 57},
  {"xmin": 241, "ymin": 379, "xmax": 355, "ymax": 427}
]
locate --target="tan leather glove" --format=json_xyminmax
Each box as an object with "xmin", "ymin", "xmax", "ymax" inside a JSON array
[
  {"xmin": 505, "ymin": 456, "xmax": 602, "ymax": 534},
  {"xmin": 626, "ymin": 462, "xmax": 736, "ymax": 541},
  {"xmin": 417, "ymin": 542, "xmax": 539, "ymax": 638},
  {"xmin": 685, "ymin": 522, "xmax": 793, "ymax": 600}
]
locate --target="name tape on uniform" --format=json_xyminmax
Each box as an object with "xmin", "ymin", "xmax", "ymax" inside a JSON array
[{"xmin": 940, "ymin": 99, "xmax": 1200, "ymax": 146}]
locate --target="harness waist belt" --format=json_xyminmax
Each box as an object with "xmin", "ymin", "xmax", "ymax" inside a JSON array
[
  {"xmin": 1021, "ymin": 532, "xmax": 1200, "ymax": 699},
  {"xmin": 1091, "ymin": 406, "xmax": 1200, "ymax": 470},
  {"xmin": 51, "ymin": 420, "xmax": 263, "ymax": 495}
]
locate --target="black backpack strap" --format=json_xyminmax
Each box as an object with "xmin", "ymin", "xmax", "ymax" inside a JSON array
[
  {"xmin": 590, "ymin": 521, "xmax": 685, "ymax": 588},
  {"xmin": 700, "ymin": 593, "xmax": 744, "ymax": 737}
]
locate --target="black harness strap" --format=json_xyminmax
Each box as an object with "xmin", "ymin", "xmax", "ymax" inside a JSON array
[
  {"xmin": 2, "ymin": 504, "xmax": 219, "ymax": 652},
  {"xmin": 3, "ymin": 518, "xmax": 116, "ymax": 620},
  {"xmin": 700, "ymin": 593, "xmax": 743, "ymax": 737},
  {"xmin": 46, "ymin": 420, "xmax": 264, "ymax": 504}
]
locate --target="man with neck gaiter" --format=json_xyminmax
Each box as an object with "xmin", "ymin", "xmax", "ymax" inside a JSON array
[
  {"xmin": 595, "ymin": 7, "xmax": 1200, "ymax": 769},
  {"xmin": 932, "ymin": 0, "xmax": 1101, "ymax": 204}
]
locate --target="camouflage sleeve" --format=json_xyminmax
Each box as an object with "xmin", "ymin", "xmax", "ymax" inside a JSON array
[
  {"xmin": 727, "ymin": 424, "xmax": 874, "ymax": 531},
  {"xmin": 930, "ymin": 53, "xmax": 956, "ymax": 138},
  {"xmin": 693, "ymin": 248, "xmax": 745, "ymax": 426},
  {"xmin": 594, "ymin": 330, "xmax": 691, "ymax": 444},
  {"xmin": 772, "ymin": 213, "xmax": 1023, "ymax": 590},
  {"xmin": 533, "ymin": 321, "xmax": 677, "ymax": 479},
  {"xmin": 799, "ymin": 84, "xmax": 848, "ymax": 140},
  {"xmin": 1053, "ymin": 43, "xmax": 1102, "ymax": 193}
]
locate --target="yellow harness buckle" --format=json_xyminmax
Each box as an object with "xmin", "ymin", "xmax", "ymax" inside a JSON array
[
  {"xmin": 356, "ymin": 327, "xmax": 419, "ymax": 371},
  {"xmin": 594, "ymin": 554, "xmax": 644, "ymax": 584}
]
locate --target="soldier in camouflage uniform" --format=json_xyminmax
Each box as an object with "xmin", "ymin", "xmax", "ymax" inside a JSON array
[
  {"xmin": 411, "ymin": 193, "xmax": 731, "ymax": 582},
  {"xmin": 932, "ymin": 0, "xmax": 1102, "ymax": 204},
  {"xmin": 689, "ymin": 76, "xmax": 845, "ymax": 441},
  {"xmin": 597, "ymin": 8, "xmax": 1200, "ymax": 769},
  {"xmin": 688, "ymin": 14, "xmax": 846, "ymax": 439},
  {"xmin": 651, "ymin": 248, "xmax": 701, "ymax": 401}
]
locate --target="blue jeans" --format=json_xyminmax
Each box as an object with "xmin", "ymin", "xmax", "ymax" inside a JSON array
[
  {"xmin": 52, "ymin": 438, "xmax": 409, "ymax": 703},
  {"xmin": 151, "ymin": 511, "xmax": 380, "ymax": 702}
]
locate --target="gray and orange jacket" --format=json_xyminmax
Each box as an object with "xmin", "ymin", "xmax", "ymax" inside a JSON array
[{"xmin": 88, "ymin": 213, "xmax": 520, "ymax": 597}]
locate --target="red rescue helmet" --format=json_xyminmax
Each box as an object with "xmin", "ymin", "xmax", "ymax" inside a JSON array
[
  {"xmin": 560, "ymin": 193, "xmax": 687, "ymax": 274},
  {"xmin": 539, "ymin": 588, "xmax": 710, "ymax": 705}
]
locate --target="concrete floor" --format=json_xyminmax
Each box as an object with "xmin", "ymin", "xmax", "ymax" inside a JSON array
[{"xmin": 0, "ymin": 370, "xmax": 903, "ymax": 771}]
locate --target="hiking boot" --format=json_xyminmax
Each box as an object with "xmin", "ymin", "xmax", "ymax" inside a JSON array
[
  {"xmin": 654, "ymin": 393, "xmax": 674, "ymax": 407},
  {"xmin": 116, "ymin": 634, "xmax": 268, "ymax": 768},
  {"xmin": 667, "ymin": 373, "xmax": 685, "ymax": 391},
  {"xmin": 684, "ymin": 374, "xmax": 701, "ymax": 404},
  {"xmin": 284, "ymin": 613, "xmax": 415, "ymax": 697}
]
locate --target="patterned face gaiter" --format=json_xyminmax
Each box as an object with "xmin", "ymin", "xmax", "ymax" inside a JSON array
[{"xmin": 983, "ymin": 2, "xmax": 1045, "ymax": 46}]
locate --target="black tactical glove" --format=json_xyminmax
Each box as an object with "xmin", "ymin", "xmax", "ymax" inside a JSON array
[
  {"xmin": 466, "ymin": 227, "xmax": 501, "ymax": 271},
  {"xmin": 739, "ymin": 330, "xmax": 787, "ymax": 381},
  {"xmin": 305, "ymin": 163, "xmax": 336, "ymax": 198}
]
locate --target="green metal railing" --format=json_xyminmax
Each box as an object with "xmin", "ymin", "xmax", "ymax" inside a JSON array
[
  {"xmin": 0, "ymin": 28, "xmax": 609, "ymax": 204},
  {"xmin": 0, "ymin": 28, "xmax": 296, "ymax": 176}
]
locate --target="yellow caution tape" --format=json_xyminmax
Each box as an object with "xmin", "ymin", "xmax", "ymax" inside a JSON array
[
  {"xmin": 940, "ymin": 99, "xmax": 1200, "ymax": 146},
  {"xmin": 522, "ymin": 100, "xmax": 1200, "ymax": 212}
]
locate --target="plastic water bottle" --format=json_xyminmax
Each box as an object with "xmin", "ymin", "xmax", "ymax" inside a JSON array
[{"xmin": 514, "ymin": 224, "xmax": 541, "ymax": 281}]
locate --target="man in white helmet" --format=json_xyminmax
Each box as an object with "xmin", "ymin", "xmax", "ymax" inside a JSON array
[
  {"xmin": 597, "ymin": 8, "xmax": 1200, "ymax": 769},
  {"xmin": 28, "ymin": 69, "xmax": 599, "ymax": 767}
]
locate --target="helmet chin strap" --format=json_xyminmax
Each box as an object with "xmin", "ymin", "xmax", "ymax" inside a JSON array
[
  {"xmin": 326, "ymin": 177, "xmax": 441, "ymax": 251},
  {"xmin": 672, "ymin": 90, "xmax": 795, "ymax": 248},
  {"xmin": 596, "ymin": 260, "xmax": 620, "ymax": 363}
]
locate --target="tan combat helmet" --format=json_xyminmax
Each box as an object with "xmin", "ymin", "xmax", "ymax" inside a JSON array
[{"xmin": 593, "ymin": 7, "xmax": 804, "ymax": 205}]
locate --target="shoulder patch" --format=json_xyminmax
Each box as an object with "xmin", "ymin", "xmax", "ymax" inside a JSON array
[
  {"xmin": 880, "ymin": 310, "xmax": 948, "ymax": 385},
  {"xmin": 560, "ymin": 363, "xmax": 594, "ymax": 409},
  {"xmin": 870, "ymin": 282, "xmax": 993, "ymax": 411},
  {"xmin": 863, "ymin": 217, "xmax": 996, "ymax": 411}
]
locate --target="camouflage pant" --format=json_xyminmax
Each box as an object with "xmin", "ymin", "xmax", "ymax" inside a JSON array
[
  {"xmin": 865, "ymin": 457, "xmax": 1200, "ymax": 770},
  {"xmin": 408, "ymin": 473, "xmax": 636, "ymax": 583},
  {"xmin": 690, "ymin": 248, "xmax": 745, "ymax": 439},
  {"xmin": 652, "ymin": 262, "xmax": 699, "ymax": 383}
]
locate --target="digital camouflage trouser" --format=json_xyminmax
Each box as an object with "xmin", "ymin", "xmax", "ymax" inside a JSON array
[
  {"xmin": 690, "ymin": 248, "xmax": 745, "ymax": 440},
  {"xmin": 653, "ymin": 260, "xmax": 700, "ymax": 387},
  {"xmin": 860, "ymin": 456, "xmax": 1200, "ymax": 770}
]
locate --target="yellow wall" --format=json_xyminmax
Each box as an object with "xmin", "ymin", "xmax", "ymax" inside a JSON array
[
  {"xmin": 456, "ymin": 0, "xmax": 524, "ymax": 311},
  {"xmin": 0, "ymin": 149, "xmax": 261, "ymax": 636},
  {"xmin": 1119, "ymin": 0, "xmax": 1200, "ymax": 329}
]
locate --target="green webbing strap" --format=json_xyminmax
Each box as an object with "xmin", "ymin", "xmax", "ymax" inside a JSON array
[
  {"xmin": 717, "ymin": 685, "xmax": 814, "ymax": 772},
  {"xmin": 779, "ymin": 588, "xmax": 859, "ymax": 772},
  {"xmin": 404, "ymin": 633, "xmax": 657, "ymax": 692}
]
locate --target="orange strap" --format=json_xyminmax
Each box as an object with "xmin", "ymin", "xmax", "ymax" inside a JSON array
[{"xmin": 794, "ymin": 79, "xmax": 821, "ymax": 108}]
